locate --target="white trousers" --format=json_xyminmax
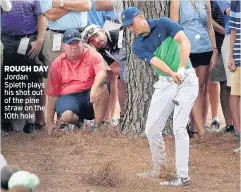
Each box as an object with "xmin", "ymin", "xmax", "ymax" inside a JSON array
[{"xmin": 145, "ymin": 68, "xmax": 199, "ymax": 178}]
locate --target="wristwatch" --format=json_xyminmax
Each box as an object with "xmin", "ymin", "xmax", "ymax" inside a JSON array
[{"xmin": 60, "ymin": 0, "xmax": 64, "ymax": 8}]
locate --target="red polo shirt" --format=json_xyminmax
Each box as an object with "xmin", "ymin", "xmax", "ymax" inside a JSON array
[{"xmin": 47, "ymin": 47, "xmax": 106, "ymax": 96}]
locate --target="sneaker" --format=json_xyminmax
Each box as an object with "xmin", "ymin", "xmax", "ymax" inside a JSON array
[
  {"xmin": 112, "ymin": 118, "xmax": 120, "ymax": 126},
  {"xmin": 234, "ymin": 131, "xmax": 240, "ymax": 139},
  {"xmin": 103, "ymin": 120, "xmax": 112, "ymax": 127},
  {"xmin": 1, "ymin": 129, "xmax": 9, "ymax": 137},
  {"xmin": 234, "ymin": 147, "xmax": 240, "ymax": 153},
  {"xmin": 82, "ymin": 119, "xmax": 95, "ymax": 131},
  {"xmin": 210, "ymin": 117, "xmax": 220, "ymax": 131},
  {"xmin": 219, "ymin": 125, "xmax": 236, "ymax": 133},
  {"xmin": 91, "ymin": 124, "xmax": 102, "ymax": 132},
  {"xmin": 23, "ymin": 124, "xmax": 36, "ymax": 134},
  {"xmin": 204, "ymin": 125, "xmax": 212, "ymax": 132},
  {"xmin": 160, "ymin": 177, "xmax": 189, "ymax": 187},
  {"xmin": 57, "ymin": 122, "xmax": 74, "ymax": 132}
]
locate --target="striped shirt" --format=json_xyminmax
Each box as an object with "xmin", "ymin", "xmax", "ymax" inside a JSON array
[
  {"xmin": 211, "ymin": 1, "xmax": 225, "ymax": 53},
  {"xmin": 1, "ymin": 1, "xmax": 42, "ymax": 35},
  {"xmin": 230, "ymin": 0, "xmax": 240, "ymax": 67}
]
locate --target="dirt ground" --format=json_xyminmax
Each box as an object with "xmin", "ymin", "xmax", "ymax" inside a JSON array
[{"xmin": 1, "ymin": 110, "xmax": 240, "ymax": 192}]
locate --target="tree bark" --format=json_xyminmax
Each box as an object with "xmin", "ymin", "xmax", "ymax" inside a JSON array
[{"xmin": 121, "ymin": 1, "xmax": 173, "ymax": 137}]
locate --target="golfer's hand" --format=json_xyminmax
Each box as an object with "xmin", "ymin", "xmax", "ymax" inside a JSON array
[{"xmin": 171, "ymin": 72, "xmax": 184, "ymax": 84}]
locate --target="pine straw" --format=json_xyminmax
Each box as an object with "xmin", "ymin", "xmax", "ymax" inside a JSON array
[
  {"xmin": 82, "ymin": 161, "xmax": 121, "ymax": 187},
  {"xmin": 1, "ymin": 127, "xmax": 240, "ymax": 192}
]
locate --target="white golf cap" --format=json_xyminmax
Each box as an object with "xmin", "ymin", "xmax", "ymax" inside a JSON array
[{"xmin": 82, "ymin": 24, "xmax": 102, "ymax": 42}]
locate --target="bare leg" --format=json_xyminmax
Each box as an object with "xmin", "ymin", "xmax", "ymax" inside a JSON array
[
  {"xmin": 104, "ymin": 71, "xmax": 118, "ymax": 121},
  {"xmin": 93, "ymin": 84, "xmax": 109, "ymax": 125},
  {"xmin": 192, "ymin": 66, "xmax": 209, "ymax": 135},
  {"xmin": 60, "ymin": 110, "xmax": 80, "ymax": 125},
  {"xmin": 230, "ymin": 96, "xmax": 240, "ymax": 133},
  {"xmin": 208, "ymin": 82, "xmax": 220, "ymax": 119},
  {"xmin": 220, "ymin": 81, "xmax": 233, "ymax": 125},
  {"xmin": 117, "ymin": 80, "xmax": 126, "ymax": 116}
]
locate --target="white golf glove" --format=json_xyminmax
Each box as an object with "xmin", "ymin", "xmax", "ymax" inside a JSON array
[{"xmin": 177, "ymin": 67, "xmax": 185, "ymax": 79}]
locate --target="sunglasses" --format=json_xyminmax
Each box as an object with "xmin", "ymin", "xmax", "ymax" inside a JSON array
[{"xmin": 63, "ymin": 31, "xmax": 80, "ymax": 42}]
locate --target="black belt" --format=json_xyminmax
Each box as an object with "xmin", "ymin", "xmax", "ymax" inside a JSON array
[
  {"xmin": 1, "ymin": 32, "xmax": 37, "ymax": 39},
  {"xmin": 50, "ymin": 28, "xmax": 84, "ymax": 33},
  {"xmin": 104, "ymin": 16, "xmax": 120, "ymax": 24}
]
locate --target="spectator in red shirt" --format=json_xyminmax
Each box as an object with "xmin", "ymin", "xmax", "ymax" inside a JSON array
[{"xmin": 46, "ymin": 29, "xmax": 109, "ymax": 135}]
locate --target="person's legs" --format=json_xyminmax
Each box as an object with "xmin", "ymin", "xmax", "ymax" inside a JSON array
[
  {"xmin": 230, "ymin": 67, "xmax": 240, "ymax": 134},
  {"xmin": 174, "ymin": 69, "xmax": 198, "ymax": 179},
  {"xmin": 191, "ymin": 65, "xmax": 209, "ymax": 135},
  {"xmin": 55, "ymin": 93, "xmax": 83, "ymax": 125},
  {"xmin": 91, "ymin": 84, "xmax": 109, "ymax": 125},
  {"xmin": 220, "ymin": 81, "xmax": 233, "ymax": 126},
  {"xmin": 160, "ymin": 69, "xmax": 198, "ymax": 186},
  {"xmin": 230, "ymin": 96, "xmax": 240, "ymax": 133},
  {"xmin": 209, "ymin": 53, "xmax": 227, "ymax": 130},
  {"xmin": 104, "ymin": 71, "xmax": 118, "ymax": 121},
  {"xmin": 117, "ymin": 80, "xmax": 126, "ymax": 116},
  {"xmin": 221, "ymin": 35, "xmax": 235, "ymax": 131},
  {"xmin": 60, "ymin": 110, "xmax": 80, "ymax": 124},
  {"xmin": 137, "ymin": 79, "xmax": 176, "ymax": 177},
  {"xmin": 208, "ymin": 82, "xmax": 220, "ymax": 119}
]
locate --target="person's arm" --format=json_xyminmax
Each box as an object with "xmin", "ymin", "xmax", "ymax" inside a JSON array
[
  {"xmin": 150, "ymin": 57, "xmax": 176, "ymax": 76},
  {"xmin": 212, "ymin": 19, "xmax": 225, "ymax": 34},
  {"xmin": 170, "ymin": 0, "xmax": 179, "ymax": 23},
  {"xmin": 95, "ymin": 0, "xmax": 114, "ymax": 11},
  {"xmin": 46, "ymin": 61, "xmax": 62, "ymax": 135},
  {"xmin": 206, "ymin": 0, "xmax": 217, "ymax": 49},
  {"xmin": 149, "ymin": 58, "xmax": 183, "ymax": 84},
  {"xmin": 92, "ymin": 71, "xmax": 107, "ymax": 89},
  {"xmin": 228, "ymin": 2, "xmax": 237, "ymax": 72},
  {"xmin": 173, "ymin": 30, "xmax": 191, "ymax": 69},
  {"xmin": 28, "ymin": 15, "xmax": 47, "ymax": 58},
  {"xmin": 47, "ymin": 96, "xmax": 58, "ymax": 125},
  {"xmin": 206, "ymin": 0, "xmax": 217, "ymax": 71},
  {"xmin": 44, "ymin": 8, "xmax": 70, "ymax": 21},
  {"xmin": 0, "ymin": 0, "xmax": 12, "ymax": 12},
  {"xmin": 228, "ymin": 29, "xmax": 236, "ymax": 71},
  {"xmin": 52, "ymin": 0, "xmax": 92, "ymax": 12}
]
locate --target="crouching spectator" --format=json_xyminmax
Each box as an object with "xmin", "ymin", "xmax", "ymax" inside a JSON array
[
  {"xmin": 46, "ymin": 29, "xmax": 109, "ymax": 135},
  {"xmin": 82, "ymin": 24, "xmax": 127, "ymax": 125}
]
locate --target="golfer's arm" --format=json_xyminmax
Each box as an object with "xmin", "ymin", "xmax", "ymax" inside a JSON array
[
  {"xmin": 150, "ymin": 57, "xmax": 174, "ymax": 76},
  {"xmin": 174, "ymin": 30, "xmax": 191, "ymax": 68}
]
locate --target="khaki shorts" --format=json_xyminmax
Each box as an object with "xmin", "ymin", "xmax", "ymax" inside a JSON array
[{"xmin": 231, "ymin": 67, "xmax": 240, "ymax": 96}]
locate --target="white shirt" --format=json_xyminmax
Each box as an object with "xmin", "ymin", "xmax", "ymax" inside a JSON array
[{"xmin": 0, "ymin": 0, "xmax": 12, "ymax": 12}]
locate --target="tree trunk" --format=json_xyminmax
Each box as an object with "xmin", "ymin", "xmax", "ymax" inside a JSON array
[{"xmin": 121, "ymin": 1, "xmax": 173, "ymax": 136}]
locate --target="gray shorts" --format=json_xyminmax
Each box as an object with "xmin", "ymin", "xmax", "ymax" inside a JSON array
[{"xmin": 210, "ymin": 53, "xmax": 227, "ymax": 82}]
